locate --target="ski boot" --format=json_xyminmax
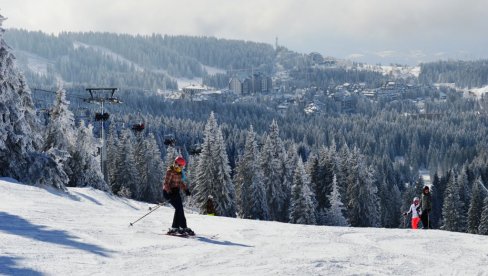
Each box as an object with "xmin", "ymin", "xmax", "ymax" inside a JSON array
[
  {"xmin": 167, "ymin": 228, "xmax": 179, "ymax": 235},
  {"xmin": 182, "ymin": 228, "xmax": 195, "ymax": 236}
]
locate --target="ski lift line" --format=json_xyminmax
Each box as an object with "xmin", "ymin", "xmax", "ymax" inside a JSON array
[
  {"xmin": 32, "ymin": 88, "xmax": 87, "ymax": 100},
  {"xmin": 480, "ymin": 181, "xmax": 488, "ymax": 193}
]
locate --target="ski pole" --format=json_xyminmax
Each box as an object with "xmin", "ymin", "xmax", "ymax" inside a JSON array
[{"xmin": 129, "ymin": 204, "xmax": 162, "ymax": 226}]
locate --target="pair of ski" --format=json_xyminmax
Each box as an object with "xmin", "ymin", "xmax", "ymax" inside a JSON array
[{"xmin": 165, "ymin": 232, "xmax": 219, "ymax": 240}]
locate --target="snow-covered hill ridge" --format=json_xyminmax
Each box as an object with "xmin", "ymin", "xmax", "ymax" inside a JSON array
[{"xmin": 1, "ymin": 179, "xmax": 488, "ymax": 276}]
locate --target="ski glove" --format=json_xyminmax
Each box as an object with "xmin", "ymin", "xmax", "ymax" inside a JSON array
[{"xmin": 185, "ymin": 189, "xmax": 191, "ymax": 196}]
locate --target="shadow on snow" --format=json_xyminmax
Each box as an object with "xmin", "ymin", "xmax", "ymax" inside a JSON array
[
  {"xmin": 0, "ymin": 211, "xmax": 111, "ymax": 257},
  {"xmin": 0, "ymin": 256, "xmax": 43, "ymax": 276},
  {"xmin": 195, "ymin": 236, "xmax": 253, "ymax": 248}
]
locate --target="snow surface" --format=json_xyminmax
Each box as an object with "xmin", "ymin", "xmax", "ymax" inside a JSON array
[
  {"xmin": 469, "ymin": 85, "xmax": 488, "ymax": 98},
  {"xmin": 1, "ymin": 179, "xmax": 488, "ymax": 276}
]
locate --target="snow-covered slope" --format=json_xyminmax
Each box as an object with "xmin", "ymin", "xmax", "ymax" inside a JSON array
[{"xmin": 1, "ymin": 179, "xmax": 488, "ymax": 276}]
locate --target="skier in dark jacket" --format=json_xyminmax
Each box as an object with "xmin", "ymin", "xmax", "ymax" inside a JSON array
[
  {"xmin": 420, "ymin": 186, "xmax": 432, "ymax": 229},
  {"xmin": 163, "ymin": 156, "xmax": 194, "ymax": 236}
]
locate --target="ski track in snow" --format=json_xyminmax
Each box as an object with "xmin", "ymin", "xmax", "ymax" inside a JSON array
[{"xmin": 1, "ymin": 179, "xmax": 488, "ymax": 276}]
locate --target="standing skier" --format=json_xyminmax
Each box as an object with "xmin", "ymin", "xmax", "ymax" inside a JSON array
[
  {"xmin": 163, "ymin": 156, "xmax": 195, "ymax": 236},
  {"xmin": 403, "ymin": 197, "xmax": 422, "ymax": 229},
  {"xmin": 420, "ymin": 186, "xmax": 432, "ymax": 229}
]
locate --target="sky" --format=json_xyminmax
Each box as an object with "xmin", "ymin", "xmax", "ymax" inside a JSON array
[{"xmin": 1, "ymin": 0, "xmax": 487, "ymax": 65}]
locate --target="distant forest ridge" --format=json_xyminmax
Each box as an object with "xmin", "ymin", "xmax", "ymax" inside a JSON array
[
  {"xmin": 3, "ymin": 29, "xmax": 276, "ymax": 89},
  {"xmin": 419, "ymin": 60, "xmax": 488, "ymax": 88},
  {"xmin": 5, "ymin": 28, "xmax": 488, "ymax": 90}
]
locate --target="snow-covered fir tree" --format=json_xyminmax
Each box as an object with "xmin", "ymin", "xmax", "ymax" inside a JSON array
[
  {"xmin": 380, "ymin": 181, "xmax": 401, "ymax": 228},
  {"xmin": 457, "ymin": 166, "xmax": 471, "ymax": 228},
  {"xmin": 67, "ymin": 121, "xmax": 108, "ymax": 191},
  {"xmin": 311, "ymin": 147, "xmax": 335, "ymax": 224},
  {"xmin": 289, "ymin": 158, "xmax": 316, "ymax": 225},
  {"xmin": 335, "ymin": 144, "xmax": 351, "ymax": 213},
  {"xmin": 0, "ymin": 16, "xmax": 66, "ymax": 187},
  {"xmin": 346, "ymin": 147, "xmax": 380, "ymax": 227},
  {"xmin": 260, "ymin": 120, "xmax": 288, "ymax": 222},
  {"xmin": 325, "ymin": 174, "xmax": 349, "ymax": 226},
  {"xmin": 442, "ymin": 170, "xmax": 465, "ymax": 232},
  {"xmin": 193, "ymin": 112, "xmax": 236, "ymax": 217},
  {"xmin": 478, "ymin": 197, "xmax": 488, "ymax": 235},
  {"xmin": 132, "ymin": 132, "xmax": 164, "ymax": 202},
  {"xmin": 467, "ymin": 179, "xmax": 487, "ymax": 234},
  {"xmin": 115, "ymin": 129, "xmax": 139, "ymax": 198},
  {"xmin": 41, "ymin": 87, "xmax": 76, "ymax": 188},
  {"xmin": 234, "ymin": 125, "xmax": 268, "ymax": 220}
]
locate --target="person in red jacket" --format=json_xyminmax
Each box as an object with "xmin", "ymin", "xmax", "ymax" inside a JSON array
[{"xmin": 163, "ymin": 156, "xmax": 194, "ymax": 236}]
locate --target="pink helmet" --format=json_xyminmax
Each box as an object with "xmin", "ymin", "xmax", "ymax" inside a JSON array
[{"xmin": 175, "ymin": 156, "xmax": 186, "ymax": 167}]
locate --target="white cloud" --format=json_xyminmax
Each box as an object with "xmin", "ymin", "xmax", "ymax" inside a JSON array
[
  {"xmin": 375, "ymin": 51, "xmax": 397, "ymax": 58},
  {"xmin": 0, "ymin": 0, "xmax": 487, "ymax": 63},
  {"xmin": 346, "ymin": 54, "xmax": 365, "ymax": 60}
]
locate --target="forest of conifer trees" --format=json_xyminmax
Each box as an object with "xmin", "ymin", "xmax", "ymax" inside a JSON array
[{"xmin": 2, "ymin": 22, "xmax": 488, "ymax": 236}]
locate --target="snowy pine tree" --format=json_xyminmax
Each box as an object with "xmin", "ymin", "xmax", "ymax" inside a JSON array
[
  {"xmin": 326, "ymin": 174, "xmax": 349, "ymax": 226},
  {"xmin": 442, "ymin": 170, "xmax": 465, "ymax": 232},
  {"xmin": 467, "ymin": 179, "xmax": 487, "ymax": 234},
  {"xmin": 310, "ymin": 147, "xmax": 335, "ymax": 224},
  {"xmin": 67, "ymin": 121, "xmax": 108, "ymax": 191},
  {"xmin": 41, "ymin": 87, "xmax": 76, "ymax": 188},
  {"xmin": 115, "ymin": 129, "xmax": 139, "ymax": 198},
  {"xmin": 261, "ymin": 120, "xmax": 288, "ymax": 221},
  {"xmin": 193, "ymin": 112, "xmax": 236, "ymax": 217},
  {"xmin": 478, "ymin": 197, "xmax": 488, "ymax": 235},
  {"xmin": 289, "ymin": 159, "xmax": 316, "ymax": 225},
  {"xmin": 234, "ymin": 125, "xmax": 268, "ymax": 220},
  {"xmin": 346, "ymin": 148, "xmax": 380, "ymax": 227},
  {"xmin": 0, "ymin": 16, "xmax": 66, "ymax": 187},
  {"xmin": 130, "ymin": 131, "xmax": 164, "ymax": 202}
]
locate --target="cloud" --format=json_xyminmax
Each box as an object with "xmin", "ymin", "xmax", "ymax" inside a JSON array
[
  {"xmin": 375, "ymin": 51, "xmax": 397, "ymax": 58},
  {"xmin": 0, "ymin": 0, "xmax": 487, "ymax": 63},
  {"xmin": 346, "ymin": 54, "xmax": 365, "ymax": 60}
]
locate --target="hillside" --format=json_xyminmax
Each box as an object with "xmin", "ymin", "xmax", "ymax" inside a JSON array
[
  {"xmin": 1, "ymin": 179, "xmax": 487, "ymax": 275},
  {"xmin": 4, "ymin": 29, "xmax": 276, "ymax": 90}
]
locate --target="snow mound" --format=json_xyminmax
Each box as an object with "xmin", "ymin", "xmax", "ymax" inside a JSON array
[{"xmin": 1, "ymin": 179, "xmax": 488, "ymax": 275}]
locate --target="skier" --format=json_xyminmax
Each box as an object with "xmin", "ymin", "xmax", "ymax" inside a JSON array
[
  {"xmin": 163, "ymin": 156, "xmax": 195, "ymax": 236},
  {"xmin": 403, "ymin": 197, "xmax": 422, "ymax": 229},
  {"xmin": 420, "ymin": 185, "xmax": 432, "ymax": 229}
]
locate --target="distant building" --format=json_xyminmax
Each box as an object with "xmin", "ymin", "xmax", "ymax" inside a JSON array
[
  {"xmin": 228, "ymin": 77, "xmax": 242, "ymax": 94},
  {"xmin": 182, "ymin": 84, "xmax": 207, "ymax": 100},
  {"xmin": 228, "ymin": 73, "xmax": 273, "ymax": 95},
  {"xmin": 252, "ymin": 73, "xmax": 262, "ymax": 94},
  {"xmin": 261, "ymin": 76, "xmax": 273, "ymax": 93},
  {"xmin": 242, "ymin": 78, "xmax": 252, "ymax": 94}
]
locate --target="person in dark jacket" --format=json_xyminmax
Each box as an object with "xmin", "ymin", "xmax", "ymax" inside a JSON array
[
  {"xmin": 420, "ymin": 186, "xmax": 432, "ymax": 229},
  {"xmin": 163, "ymin": 156, "xmax": 194, "ymax": 235}
]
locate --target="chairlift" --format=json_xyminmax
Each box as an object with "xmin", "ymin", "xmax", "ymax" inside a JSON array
[
  {"xmin": 189, "ymin": 144, "xmax": 202, "ymax": 155},
  {"xmin": 132, "ymin": 123, "xmax": 145, "ymax": 132},
  {"xmin": 95, "ymin": 113, "xmax": 110, "ymax": 121},
  {"xmin": 163, "ymin": 134, "xmax": 176, "ymax": 147}
]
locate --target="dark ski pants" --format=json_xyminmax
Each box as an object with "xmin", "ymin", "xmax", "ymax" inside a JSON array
[
  {"xmin": 164, "ymin": 190, "xmax": 187, "ymax": 229},
  {"xmin": 421, "ymin": 210, "xmax": 430, "ymax": 229}
]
